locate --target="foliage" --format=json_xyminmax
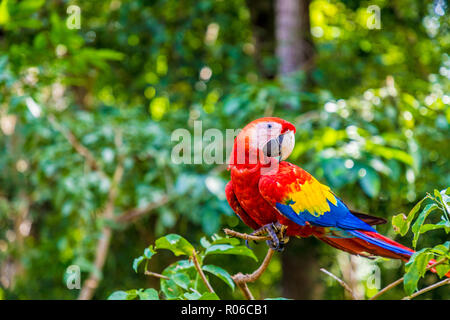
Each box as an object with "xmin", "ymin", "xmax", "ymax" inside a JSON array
[
  {"xmin": 392, "ymin": 188, "xmax": 450, "ymax": 295},
  {"xmin": 108, "ymin": 233, "xmax": 258, "ymax": 300}
]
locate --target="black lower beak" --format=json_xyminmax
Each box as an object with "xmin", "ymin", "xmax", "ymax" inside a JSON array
[{"xmin": 263, "ymin": 135, "xmax": 284, "ymax": 157}]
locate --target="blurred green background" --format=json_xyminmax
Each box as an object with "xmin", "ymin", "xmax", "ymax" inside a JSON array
[{"xmin": 0, "ymin": 0, "xmax": 448, "ymax": 299}]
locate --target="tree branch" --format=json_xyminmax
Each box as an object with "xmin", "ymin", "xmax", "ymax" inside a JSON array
[
  {"xmin": 369, "ymin": 277, "xmax": 403, "ymax": 301},
  {"xmin": 402, "ymin": 278, "xmax": 450, "ymax": 300},
  {"xmin": 223, "ymin": 228, "xmax": 271, "ymax": 242},
  {"xmin": 232, "ymin": 248, "xmax": 275, "ymax": 284},
  {"xmin": 224, "ymin": 228, "xmax": 277, "ymax": 300},
  {"xmin": 236, "ymin": 282, "xmax": 254, "ymax": 300},
  {"xmin": 192, "ymin": 250, "xmax": 215, "ymax": 294},
  {"xmin": 144, "ymin": 270, "xmax": 170, "ymax": 280},
  {"xmin": 48, "ymin": 115, "xmax": 104, "ymax": 175},
  {"xmin": 115, "ymin": 195, "xmax": 170, "ymax": 223},
  {"xmin": 320, "ymin": 268, "xmax": 356, "ymax": 300},
  {"xmin": 370, "ymin": 258, "xmax": 448, "ymax": 300},
  {"xmin": 78, "ymin": 130, "xmax": 124, "ymax": 300}
]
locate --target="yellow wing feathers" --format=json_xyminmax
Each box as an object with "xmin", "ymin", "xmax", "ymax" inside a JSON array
[{"xmin": 287, "ymin": 178, "xmax": 338, "ymax": 217}]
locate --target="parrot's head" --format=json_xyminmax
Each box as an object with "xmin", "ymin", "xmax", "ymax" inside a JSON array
[{"xmin": 228, "ymin": 117, "xmax": 296, "ymax": 170}]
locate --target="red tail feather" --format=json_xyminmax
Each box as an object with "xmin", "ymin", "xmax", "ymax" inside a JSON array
[{"xmin": 317, "ymin": 231, "xmax": 450, "ymax": 278}]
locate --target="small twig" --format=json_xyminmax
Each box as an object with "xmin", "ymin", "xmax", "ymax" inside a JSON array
[
  {"xmin": 223, "ymin": 228, "xmax": 271, "ymax": 242},
  {"xmin": 232, "ymin": 248, "xmax": 275, "ymax": 284},
  {"xmin": 225, "ymin": 228, "xmax": 277, "ymax": 300},
  {"xmin": 49, "ymin": 115, "xmax": 104, "ymax": 175},
  {"xmin": 115, "ymin": 195, "xmax": 170, "ymax": 223},
  {"xmin": 144, "ymin": 270, "xmax": 170, "ymax": 280},
  {"xmin": 369, "ymin": 277, "xmax": 404, "ymax": 301},
  {"xmin": 402, "ymin": 278, "xmax": 450, "ymax": 300},
  {"xmin": 232, "ymin": 248, "xmax": 275, "ymax": 300},
  {"xmin": 370, "ymin": 258, "xmax": 448, "ymax": 300},
  {"xmin": 192, "ymin": 251, "xmax": 215, "ymax": 294},
  {"xmin": 320, "ymin": 268, "xmax": 357, "ymax": 300},
  {"xmin": 236, "ymin": 282, "xmax": 254, "ymax": 300}
]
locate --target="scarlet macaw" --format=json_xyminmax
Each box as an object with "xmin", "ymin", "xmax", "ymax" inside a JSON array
[{"xmin": 225, "ymin": 117, "xmax": 448, "ymax": 274}]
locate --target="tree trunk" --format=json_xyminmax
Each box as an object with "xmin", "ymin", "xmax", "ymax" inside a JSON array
[
  {"xmin": 275, "ymin": 0, "xmax": 314, "ymax": 76},
  {"xmin": 275, "ymin": 0, "xmax": 319, "ymax": 299},
  {"xmin": 246, "ymin": 0, "xmax": 276, "ymax": 78}
]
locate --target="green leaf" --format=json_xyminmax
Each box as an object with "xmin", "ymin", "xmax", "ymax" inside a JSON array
[
  {"xmin": 202, "ymin": 265, "xmax": 235, "ymax": 290},
  {"xmin": 392, "ymin": 196, "xmax": 428, "ymax": 236},
  {"xmin": 0, "ymin": 0, "xmax": 9, "ymax": 25},
  {"xmin": 404, "ymin": 249, "xmax": 433, "ymax": 295},
  {"xmin": 184, "ymin": 291, "xmax": 201, "ymax": 300},
  {"xmin": 431, "ymin": 242, "xmax": 450, "ymax": 256},
  {"xmin": 435, "ymin": 264, "xmax": 450, "ymax": 278},
  {"xmin": 138, "ymin": 288, "xmax": 159, "ymax": 300},
  {"xmin": 93, "ymin": 49, "xmax": 125, "ymax": 61},
  {"xmin": 155, "ymin": 234, "xmax": 195, "ymax": 256},
  {"xmin": 359, "ymin": 168, "xmax": 380, "ymax": 198},
  {"xmin": 160, "ymin": 260, "xmax": 195, "ymax": 299},
  {"xmin": 392, "ymin": 214, "xmax": 409, "ymax": 236},
  {"xmin": 17, "ymin": 0, "xmax": 45, "ymax": 11},
  {"xmin": 204, "ymin": 244, "xmax": 257, "ymax": 261},
  {"xmin": 365, "ymin": 143, "xmax": 414, "ymax": 166},
  {"xmin": 124, "ymin": 289, "xmax": 138, "ymax": 300},
  {"xmin": 182, "ymin": 288, "xmax": 219, "ymax": 300},
  {"xmin": 170, "ymin": 273, "xmax": 191, "ymax": 290},
  {"xmin": 211, "ymin": 237, "xmax": 240, "ymax": 246},
  {"xmin": 439, "ymin": 188, "xmax": 450, "ymax": 215},
  {"xmin": 132, "ymin": 256, "xmax": 144, "ymax": 273},
  {"xmin": 107, "ymin": 291, "xmax": 129, "ymax": 300},
  {"xmin": 161, "ymin": 278, "xmax": 183, "ymax": 300},
  {"xmin": 198, "ymin": 292, "xmax": 220, "ymax": 300},
  {"xmin": 200, "ymin": 236, "xmax": 211, "ymax": 249},
  {"xmin": 420, "ymin": 223, "xmax": 449, "ymax": 234},
  {"xmin": 411, "ymin": 203, "xmax": 437, "ymax": 247},
  {"xmin": 144, "ymin": 245, "xmax": 156, "ymax": 259}
]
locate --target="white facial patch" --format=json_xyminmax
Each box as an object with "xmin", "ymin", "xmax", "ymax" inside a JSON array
[
  {"xmin": 280, "ymin": 131, "xmax": 295, "ymax": 160},
  {"xmin": 255, "ymin": 122, "xmax": 282, "ymax": 151}
]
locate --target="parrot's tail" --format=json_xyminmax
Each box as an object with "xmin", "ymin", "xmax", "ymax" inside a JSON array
[{"xmin": 317, "ymin": 230, "xmax": 450, "ymax": 278}]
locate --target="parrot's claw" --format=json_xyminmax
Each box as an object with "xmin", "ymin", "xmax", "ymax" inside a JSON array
[
  {"xmin": 245, "ymin": 239, "xmax": 252, "ymax": 250},
  {"xmin": 249, "ymin": 222, "xmax": 288, "ymax": 252},
  {"xmin": 245, "ymin": 239, "xmax": 258, "ymax": 250}
]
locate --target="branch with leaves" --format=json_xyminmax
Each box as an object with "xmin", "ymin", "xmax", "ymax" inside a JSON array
[
  {"xmin": 388, "ymin": 188, "xmax": 450, "ymax": 299},
  {"xmin": 108, "ymin": 230, "xmax": 289, "ymax": 300},
  {"xmin": 223, "ymin": 228, "xmax": 276, "ymax": 300}
]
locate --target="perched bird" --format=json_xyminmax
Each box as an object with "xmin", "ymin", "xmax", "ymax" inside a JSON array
[{"xmin": 225, "ymin": 117, "xmax": 448, "ymax": 275}]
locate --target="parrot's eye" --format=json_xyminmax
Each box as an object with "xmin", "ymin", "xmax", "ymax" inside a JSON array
[{"xmin": 267, "ymin": 123, "xmax": 272, "ymax": 129}]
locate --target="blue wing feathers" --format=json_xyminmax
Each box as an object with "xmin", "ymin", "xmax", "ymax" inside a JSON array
[
  {"xmin": 275, "ymin": 202, "xmax": 307, "ymax": 226},
  {"xmin": 276, "ymin": 198, "xmax": 376, "ymax": 232},
  {"xmin": 276, "ymin": 196, "xmax": 413, "ymax": 257}
]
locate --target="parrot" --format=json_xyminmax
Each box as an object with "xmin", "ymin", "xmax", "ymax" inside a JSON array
[{"xmin": 225, "ymin": 116, "xmax": 449, "ymax": 276}]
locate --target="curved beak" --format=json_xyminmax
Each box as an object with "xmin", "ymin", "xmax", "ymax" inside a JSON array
[
  {"xmin": 280, "ymin": 130, "xmax": 295, "ymax": 160},
  {"xmin": 262, "ymin": 130, "xmax": 295, "ymax": 160}
]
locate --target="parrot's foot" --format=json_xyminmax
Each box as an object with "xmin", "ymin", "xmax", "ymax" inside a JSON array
[{"xmin": 246, "ymin": 222, "xmax": 288, "ymax": 252}]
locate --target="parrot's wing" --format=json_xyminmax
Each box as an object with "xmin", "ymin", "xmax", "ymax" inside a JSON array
[
  {"xmin": 225, "ymin": 181, "xmax": 260, "ymax": 230},
  {"xmin": 349, "ymin": 210, "xmax": 387, "ymax": 226},
  {"xmin": 332, "ymin": 193, "xmax": 387, "ymax": 226},
  {"xmin": 258, "ymin": 162, "xmax": 376, "ymax": 232}
]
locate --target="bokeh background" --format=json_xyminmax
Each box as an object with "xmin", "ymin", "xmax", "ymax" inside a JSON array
[{"xmin": 0, "ymin": 0, "xmax": 449, "ymax": 299}]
